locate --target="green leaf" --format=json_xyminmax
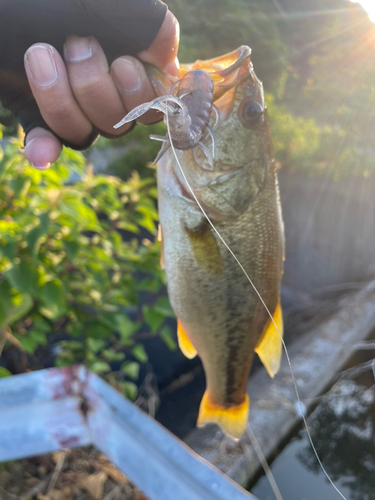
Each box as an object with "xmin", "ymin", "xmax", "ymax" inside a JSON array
[
  {"xmin": 0, "ymin": 367, "xmax": 11, "ymax": 378},
  {"xmin": 59, "ymin": 197, "xmax": 98, "ymax": 228},
  {"xmin": 116, "ymin": 221, "xmax": 139, "ymax": 233},
  {"xmin": 32, "ymin": 319, "xmax": 51, "ymax": 333},
  {"xmin": 103, "ymin": 349, "xmax": 125, "ymax": 362},
  {"xmin": 1, "ymin": 241, "xmax": 16, "ymax": 261},
  {"xmin": 63, "ymin": 239, "xmax": 80, "ymax": 260},
  {"xmin": 143, "ymin": 305, "xmax": 164, "ymax": 334},
  {"xmin": 115, "ymin": 314, "xmax": 139, "ymax": 339},
  {"xmin": 121, "ymin": 361, "xmax": 140, "ymax": 380},
  {"xmin": 13, "ymin": 334, "xmax": 38, "ymax": 354},
  {"xmin": 0, "ymin": 280, "xmax": 13, "ymax": 327},
  {"xmin": 154, "ymin": 297, "xmax": 175, "ymax": 318},
  {"xmin": 8, "ymin": 294, "xmax": 33, "ymax": 324},
  {"xmin": 29, "ymin": 329, "xmax": 47, "ymax": 345},
  {"xmin": 122, "ymin": 381, "xmax": 138, "ymax": 401},
  {"xmin": 26, "ymin": 226, "xmax": 42, "ymax": 256},
  {"xmin": 9, "ymin": 177, "xmax": 26, "ymax": 197},
  {"xmin": 39, "ymin": 281, "xmax": 67, "ymax": 320},
  {"xmin": 90, "ymin": 360, "xmax": 111, "ymax": 374},
  {"xmin": 87, "ymin": 338, "xmax": 106, "ymax": 353},
  {"xmin": 132, "ymin": 344, "xmax": 148, "ymax": 363},
  {"xmin": 60, "ymin": 340, "xmax": 83, "ymax": 351},
  {"xmin": 39, "ymin": 212, "xmax": 50, "ymax": 234},
  {"xmin": 160, "ymin": 325, "xmax": 177, "ymax": 351},
  {"xmin": 6, "ymin": 260, "xmax": 38, "ymax": 294}
]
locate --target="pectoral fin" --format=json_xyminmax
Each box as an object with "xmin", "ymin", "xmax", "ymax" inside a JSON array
[
  {"xmin": 186, "ymin": 225, "xmax": 224, "ymax": 276},
  {"xmin": 197, "ymin": 390, "xmax": 249, "ymax": 441},
  {"xmin": 255, "ymin": 299, "xmax": 283, "ymax": 378},
  {"xmin": 177, "ymin": 319, "xmax": 197, "ymax": 359}
]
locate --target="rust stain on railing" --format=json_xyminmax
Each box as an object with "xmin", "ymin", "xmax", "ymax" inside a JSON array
[{"xmin": 0, "ymin": 366, "xmax": 258, "ymax": 500}]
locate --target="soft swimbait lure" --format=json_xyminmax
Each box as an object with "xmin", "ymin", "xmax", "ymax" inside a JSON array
[{"xmin": 114, "ymin": 69, "xmax": 218, "ymax": 166}]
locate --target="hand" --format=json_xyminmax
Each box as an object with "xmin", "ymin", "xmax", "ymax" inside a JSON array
[{"xmin": 23, "ymin": 11, "xmax": 179, "ymax": 169}]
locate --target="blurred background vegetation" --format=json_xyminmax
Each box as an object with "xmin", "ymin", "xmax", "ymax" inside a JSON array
[
  {"xmin": 0, "ymin": 135, "xmax": 176, "ymax": 395},
  {"xmin": 168, "ymin": 0, "xmax": 375, "ymax": 179},
  {"xmin": 1, "ymin": 0, "xmax": 374, "ymax": 396}
]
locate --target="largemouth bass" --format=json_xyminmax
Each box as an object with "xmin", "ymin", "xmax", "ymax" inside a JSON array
[{"xmin": 155, "ymin": 47, "xmax": 284, "ymax": 440}]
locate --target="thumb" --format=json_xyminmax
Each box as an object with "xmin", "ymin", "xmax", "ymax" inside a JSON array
[
  {"xmin": 137, "ymin": 10, "xmax": 180, "ymax": 75},
  {"xmin": 24, "ymin": 127, "xmax": 62, "ymax": 170}
]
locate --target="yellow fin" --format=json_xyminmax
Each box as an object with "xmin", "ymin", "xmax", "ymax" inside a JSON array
[
  {"xmin": 197, "ymin": 391, "xmax": 249, "ymax": 441},
  {"xmin": 255, "ymin": 298, "xmax": 283, "ymax": 378},
  {"xmin": 158, "ymin": 224, "xmax": 164, "ymax": 269},
  {"xmin": 177, "ymin": 319, "xmax": 197, "ymax": 359}
]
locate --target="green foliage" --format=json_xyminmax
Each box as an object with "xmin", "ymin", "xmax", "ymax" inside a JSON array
[
  {"xmin": 266, "ymin": 94, "xmax": 372, "ymax": 179},
  {"xmin": 0, "ymin": 102, "xmax": 17, "ymax": 136},
  {"xmin": 168, "ymin": 0, "xmax": 287, "ymax": 88},
  {"xmin": 0, "ymin": 133, "xmax": 174, "ymax": 398},
  {"xmin": 98, "ymin": 122, "xmax": 166, "ymax": 180},
  {"xmin": 168, "ymin": 0, "xmax": 375, "ymax": 179}
]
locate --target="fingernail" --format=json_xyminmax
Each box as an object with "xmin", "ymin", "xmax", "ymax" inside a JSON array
[
  {"xmin": 112, "ymin": 58, "xmax": 142, "ymax": 93},
  {"xmin": 25, "ymin": 45, "xmax": 57, "ymax": 87},
  {"xmin": 64, "ymin": 35, "xmax": 93, "ymax": 62}
]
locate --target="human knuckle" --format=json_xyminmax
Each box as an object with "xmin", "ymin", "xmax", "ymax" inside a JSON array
[
  {"xmin": 72, "ymin": 76, "xmax": 107, "ymax": 100},
  {"xmin": 43, "ymin": 99, "xmax": 74, "ymax": 122}
]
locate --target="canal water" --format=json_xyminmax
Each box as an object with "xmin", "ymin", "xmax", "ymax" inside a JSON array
[{"xmin": 250, "ymin": 345, "xmax": 375, "ymax": 500}]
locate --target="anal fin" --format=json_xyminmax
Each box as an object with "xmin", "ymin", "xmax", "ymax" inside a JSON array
[
  {"xmin": 255, "ymin": 298, "xmax": 283, "ymax": 378},
  {"xmin": 197, "ymin": 390, "xmax": 249, "ymax": 441},
  {"xmin": 177, "ymin": 319, "xmax": 197, "ymax": 359}
]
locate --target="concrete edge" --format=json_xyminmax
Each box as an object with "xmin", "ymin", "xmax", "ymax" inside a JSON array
[{"xmin": 184, "ymin": 280, "xmax": 375, "ymax": 487}]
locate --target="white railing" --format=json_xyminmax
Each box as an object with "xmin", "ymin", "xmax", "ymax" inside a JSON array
[{"xmin": 0, "ymin": 365, "xmax": 258, "ymax": 500}]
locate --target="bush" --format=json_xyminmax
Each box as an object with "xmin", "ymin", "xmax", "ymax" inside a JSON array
[{"xmin": 0, "ymin": 131, "xmax": 175, "ymax": 399}]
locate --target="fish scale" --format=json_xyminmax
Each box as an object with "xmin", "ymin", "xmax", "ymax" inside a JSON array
[{"xmin": 156, "ymin": 46, "xmax": 284, "ymax": 440}]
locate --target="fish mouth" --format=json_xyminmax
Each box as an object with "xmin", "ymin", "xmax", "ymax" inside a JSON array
[{"xmin": 147, "ymin": 46, "xmax": 252, "ymax": 98}]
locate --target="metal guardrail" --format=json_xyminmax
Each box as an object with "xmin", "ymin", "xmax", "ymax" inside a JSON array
[{"xmin": 0, "ymin": 365, "xmax": 258, "ymax": 500}]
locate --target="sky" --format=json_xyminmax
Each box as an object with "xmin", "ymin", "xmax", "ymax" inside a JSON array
[{"xmin": 355, "ymin": 0, "xmax": 375, "ymax": 22}]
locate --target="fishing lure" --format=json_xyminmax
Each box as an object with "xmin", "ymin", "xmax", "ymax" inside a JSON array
[{"xmin": 114, "ymin": 69, "xmax": 219, "ymax": 166}]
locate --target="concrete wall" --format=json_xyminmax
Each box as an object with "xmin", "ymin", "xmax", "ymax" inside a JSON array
[{"xmin": 279, "ymin": 168, "xmax": 375, "ymax": 293}]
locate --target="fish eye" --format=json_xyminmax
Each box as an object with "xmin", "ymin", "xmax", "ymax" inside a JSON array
[{"xmin": 239, "ymin": 99, "xmax": 263, "ymax": 127}]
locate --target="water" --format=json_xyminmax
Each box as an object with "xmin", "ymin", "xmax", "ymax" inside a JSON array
[
  {"xmin": 251, "ymin": 432, "xmax": 353, "ymax": 500},
  {"xmin": 251, "ymin": 350, "xmax": 375, "ymax": 500}
]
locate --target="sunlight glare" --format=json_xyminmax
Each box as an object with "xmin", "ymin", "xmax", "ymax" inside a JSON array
[{"xmin": 356, "ymin": 0, "xmax": 375, "ymax": 22}]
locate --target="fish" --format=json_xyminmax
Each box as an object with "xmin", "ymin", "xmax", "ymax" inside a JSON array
[{"xmin": 154, "ymin": 46, "xmax": 285, "ymax": 440}]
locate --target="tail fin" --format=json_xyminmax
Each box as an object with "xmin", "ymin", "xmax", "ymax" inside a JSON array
[{"xmin": 197, "ymin": 390, "xmax": 249, "ymax": 440}]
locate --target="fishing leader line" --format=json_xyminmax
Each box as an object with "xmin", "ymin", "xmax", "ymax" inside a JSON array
[
  {"xmin": 245, "ymin": 425, "xmax": 284, "ymax": 500},
  {"xmin": 165, "ymin": 113, "xmax": 348, "ymax": 500}
]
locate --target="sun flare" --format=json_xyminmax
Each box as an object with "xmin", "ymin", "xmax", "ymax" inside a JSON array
[{"xmin": 356, "ymin": 0, "xmax": 375, "ymax": 22}]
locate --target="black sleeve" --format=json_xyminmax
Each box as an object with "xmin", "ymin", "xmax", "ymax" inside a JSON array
[{"xmin": 0, "ymin": 0, "xmax": 167, "ymax": 145}]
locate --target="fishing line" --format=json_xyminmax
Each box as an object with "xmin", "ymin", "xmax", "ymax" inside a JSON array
[
  {"xmin": 245, "ymin": 425, "xmax": 284, "ymax": 500},
  {"xmin": 165, "ymin": 112, "xmax": 348, "ymax": 500}
]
